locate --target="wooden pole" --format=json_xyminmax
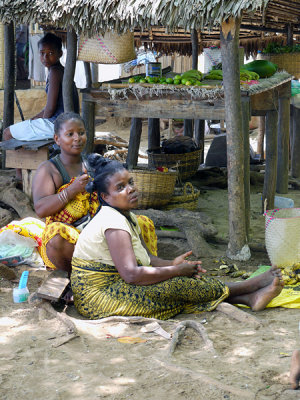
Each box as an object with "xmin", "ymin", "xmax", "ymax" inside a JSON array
[
  {"xmin": 83, "ymin": 62, "xmax": 92, "ymax": 88},
  {"xmin": 262, "ymin": 110, "xmax": 278, "ymax": 211},
  {"xmin": 183, "ymin": 119, "xmax": 193, "ymax": 137},
  {"xmin": 127, "ymin": 118, "xmax": 142, "ymax": 169},
  {"xmin": 220, "ymin": 17, "xmax": 250, "ymax": 260},
  {"xmin": 148, "ymin": 118, "xmax": 160, "ymax": 167},
  {"xmin": 62, "ymin": 27, "xmax": 77, "ymax": 112},
  {"xmin": 3, "ymin": 22, "xmax": 15, "ymax": 130},
  {"xmin": 291, "ymin": 106, "xmax": 300, "ymax": 178},
  {"xmin": 241, "ymin": 97, "xmax": 251, "ymax": 239},
  {"xmin": 287, "ymin": 23, "xmax": 294, "ymax": 47},
  {"xmin": 276, "ymin": 96, "xmax": 290, "ymax": 193},
  {"xmin": 191, "ymin": 29, "xmax": 198, "ymax": 70},
  {"xmin": 194, "ymin": 119, "xmax": 205, "ymax": 163},
  {"xmin": 82, "ymin": 100, "xmax": 95, "ymax": 155}
]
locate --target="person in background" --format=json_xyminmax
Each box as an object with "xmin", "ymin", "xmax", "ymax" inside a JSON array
[{"xmin": 3, "ymin": 33, "xmax": 79, "ymax": 182}]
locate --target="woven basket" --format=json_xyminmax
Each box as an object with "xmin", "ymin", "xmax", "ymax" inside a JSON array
[
  {"xmin": 148, "ymin": 149, "xmax": 202, "ymax": 180},
  {"xmin": 130, "ymin": 168, "xmax": 178, "ymax": 209},
  {"xmin": 163, "ymin": 182, "xmax": 200, "ymax": 211},
  {"xmin": 259, "ymin": 53, "xmax": 300, "ymax": 79},
  {"xmin": 265, "ymin": 208, "xmax": 300, "ymax": 267},
  {"xmin": 78, "ymin": 31, "xmax": 136, "ymax": 64}
]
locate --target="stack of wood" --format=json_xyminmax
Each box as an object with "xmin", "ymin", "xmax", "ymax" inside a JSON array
[{"xmin": 93, "ymin": 132, "xmax": 147, "ymax": 162}]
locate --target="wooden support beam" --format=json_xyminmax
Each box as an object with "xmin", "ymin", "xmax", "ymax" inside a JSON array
[
  {"xmin": 127, "ymin": 118, "xmax": 142, "ymax": 169},
  {"xmin": 276, "ymin": 96, "xmax": 290, "ymax": 193},
  {"xmin": 287, "ymin": 23, "xmax": 294, "ymax": 47},
  {"xmin": 184, "ymin": 119, "xmax": 193, "ymax": 137},
  {"xmin": 257, "ymin": 116, "xmax": 265, "ymax": 159},
  {"xmin": 191, "ymin": 29, "xmax": 198, "ymax": 70},
  {"xmin": 220, "ymin": 17, "xmax": 250, "ymax": 260},
  {"xmin": 62, "ymin": 27, "xmax": 77, "ymax": 112},
  {"xmin": 291, "ymin": 105, "xmax": 300, "ymax": 178},
  {"xmin": 3, "ymin": 22, "xmax": 15, "ymax": 131},
  {"xmin": 82, "ymin": 100, "xmax": 95, "ymax": 155},
  {"xmin": 148, "ymin": 118, "xmax": 160, "ymax": 167},
  {"xmin": 194, "ymin": 119, "xmax": 205, "ymax": 164},
  {"xmin": 241, "ymin": 97, "xmax": 251, "ymax": 240},
  {"xmin": 84, "ymin": 62, "xmax": 92, "ymax": 88},
  {"xmin": 262, "ymin": 110, "xmax": 278, "ymax": 212}
]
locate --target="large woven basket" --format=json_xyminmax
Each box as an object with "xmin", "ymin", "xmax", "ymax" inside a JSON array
[
  {"xmin": 129, "ymin": 168, "xmax": 178, "ymax": 209},
  {"xmin": 148, "ymin": 149, "xmax": 202, "ymax": 180},
  {"xmin": 265, "ymin": 208, "xmax": 300, "ymax": 267},
  {"xmin": 259, "ymin": 53, "xmax": 300, "ymax": 79},
  {"xmin": 163, "ymin": 182, "xmax": 200, "ymax": 211},
  {"xmin": 78, "ymin": 31, "xmax": 136, "ymax": 64}
]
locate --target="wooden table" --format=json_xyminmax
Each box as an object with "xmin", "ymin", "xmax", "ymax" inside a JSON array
[
  {"xmin": 81, "ymin": 73, "xmax": 292, "ymax": 222},
  {"xmin": 0, "ymin": 138, "xmax": 54, "ymax": 197}
]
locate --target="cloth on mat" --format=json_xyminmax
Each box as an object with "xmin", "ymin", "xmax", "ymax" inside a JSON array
[
  {"xmin": 249, "ymin": 265, "xmax": 300, "ymax": 309},
  {"xmin": 10, "ymin": 118, "xmax": 54, "ymax": 141}
]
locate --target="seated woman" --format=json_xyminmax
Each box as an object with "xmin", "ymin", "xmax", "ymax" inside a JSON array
[
  {"xmin": 71, "ymin": 154, "xmax": 284, "ymax": 320},
  {"xmin": 32, "ymin": 112, "xmax": 157, "ymax": 276}
]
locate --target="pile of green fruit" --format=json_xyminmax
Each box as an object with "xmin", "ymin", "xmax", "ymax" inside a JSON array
[
  {"xmin": 127, "ymin": 69, "xmax": 203, "ymax": 86},
  {"xmin": 204, "ymin": 67, "xmax": 260, "ymax": 81}
]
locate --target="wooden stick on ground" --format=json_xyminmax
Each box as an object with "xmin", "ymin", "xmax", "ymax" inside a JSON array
[
  {"xmin": 216, "ymin": 302, "xmax": 262, "ymax": 328},
  {"xmin": 167, "ymin": 320, "xmax": 217, "ymax": 357}
]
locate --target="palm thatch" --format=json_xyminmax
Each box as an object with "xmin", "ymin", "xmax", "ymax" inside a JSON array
[{"xmin": 0, "ymin": 0, "xmax": 271, "ymax": 35}]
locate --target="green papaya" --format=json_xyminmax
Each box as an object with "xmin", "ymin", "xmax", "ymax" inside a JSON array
[{"xmin": 242, "ymin": 60, "xmax": 277, "ymax": 78}]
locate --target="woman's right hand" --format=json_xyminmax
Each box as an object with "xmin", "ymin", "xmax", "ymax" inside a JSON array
[
  {"xmin": 68, "ymin": 173, "xmax": 90, "ymax": 196},
  {"xmin": 175, "ymin": 262, "xmax": 202, "ymax": 277}
]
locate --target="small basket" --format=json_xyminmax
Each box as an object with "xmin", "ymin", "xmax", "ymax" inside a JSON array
[
  {"xmin": 265, "ymin": 208, "xmax": 300, "ymax": 267},
  {"xmin": 259, "ymin": 53, "xmax": 300, "ymax": 79},
  {"xmin": 163, "ymin": 182, "xmax": 200, "ymax": 211},
  {"xmin": 148, "ymin": 149, "xmax": 202, "ymax": 180},
  {"xmin": 130, "ymin": 168, "xmax": 178, "ymax": 209},
  {"xmin": 78, "ymin": 31, "xmax": 136, "ymax": 64}
]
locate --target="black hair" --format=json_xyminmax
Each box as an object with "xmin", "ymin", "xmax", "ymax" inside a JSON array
[
  {"xmin": 38, "ymin": 32, "xmax": 62, "ymax": 52},
  {"xmin": 54, "ymin": 112, "xmax": 85, "ymax": 135},
  {"xmin": 86, "ymin": 154, "xmax": 126, "ymax": 199}
]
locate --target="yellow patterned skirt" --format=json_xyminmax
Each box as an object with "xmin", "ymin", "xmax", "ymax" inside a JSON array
[{"xmin": 71, "ymin": 257, "xmax": 229, "ymax": 320}]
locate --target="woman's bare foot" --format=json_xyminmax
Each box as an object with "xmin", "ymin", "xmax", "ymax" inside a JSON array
[
  {"xmin": 290, "ymin": 350, "xmax": 300, "ymax": 390},
  {"xmin": 250, "ymin": 276, "xmax": 284, "ymax": 311},
  {"xmin": 249, "ymin": 265, "xmax": 282, "ymax": 291}
]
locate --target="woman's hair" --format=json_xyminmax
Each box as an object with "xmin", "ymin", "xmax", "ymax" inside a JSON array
[
  {"xmin": 86, "ymin": 154, "xmax": 126, "ymax": 200},
  {"xmin": 54, "ymin": 112, "xmax": 85, "ymax": 135},
  {"xmin": 38, "ymin": 33, "xmax": 62, "ymax": 52}
]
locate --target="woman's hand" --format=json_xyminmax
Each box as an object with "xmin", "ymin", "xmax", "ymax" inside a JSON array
[
  {"xmin": 68, "ymin": 173, "xmax": 90, "ymax": 196},
  {"xmin": 173, "ymin": 251, "xmax": 206, "ymax": 277}
]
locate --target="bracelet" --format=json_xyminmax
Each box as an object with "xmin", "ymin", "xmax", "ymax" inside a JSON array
[{"xmin": 58, "ymin": 189, "xmax": 69, "ymax": 204}]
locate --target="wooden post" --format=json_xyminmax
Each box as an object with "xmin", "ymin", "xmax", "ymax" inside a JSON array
[
  {"xmin": 184, "ymin": 119, "xmax": 193, "ymax": 137},
  {"xmin": 220, "ymin": 17, "xmax": 250, "ymax": 260},
  {"xmin": 262, "ymin": 110, "xmax": 278, "ymax": 211},
  {"xmin": 276, "ymin": 96, "xmax": 290, "ymax": 193},
  {"xmin": 3, "ymin": 22, "xmax": 15, "ymax": 130},
  {"xmin": 127, "ymin": 118, "xmax": 142, "ymax": 169},
  {"xmin": 82, "ymin": 100, "xmax": 95, "ymax": 155},
  {"xmin": 62, "ymin": 27, "xmax": 77, "ymax": 112},
  {"xmin": 291, "ymin": 105, "xmax": 300, "ymax": 178},
  {"xmin": 194, "ymin": 119, "xmax": 205, "ymax": 163},
  {"xmin": 287, "ymin": 23, "xmax": 294, "ymax": 47},
  {"xmin": 148, "ymin": 118, "xmax": 160, "ymax": 150},
  {"xmin": 83, "ymin": 62, "xmax": 92, "ymax": 88},
  {"xmin": 241, "ymin": 97, "xmax": 251, "ymax": 239},
  {"xmin": 91, "ymin": 63, "xmax": 98, "ymax": 83},
  {"xmin": 191, "ymin": 29, "xmax": 198, "ymax": 70},
  {"xmin": 257, "ymin": 116, "xmax": 265, "ymax": 159}
]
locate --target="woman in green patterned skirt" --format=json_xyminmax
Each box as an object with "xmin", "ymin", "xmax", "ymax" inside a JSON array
[{"xmin": 71, "ymin": 155, "xmax": 284, "ymax": 320}]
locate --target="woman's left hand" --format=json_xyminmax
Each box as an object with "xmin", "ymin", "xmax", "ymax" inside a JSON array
[{"xmin": 173, "ymin": 251, "xmax": 206, "ymax": 275}]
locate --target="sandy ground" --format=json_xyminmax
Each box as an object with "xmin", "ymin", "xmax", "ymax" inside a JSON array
[{"xmin": 1, "ymin": 120, "xmax": 300, "ymax": 400}]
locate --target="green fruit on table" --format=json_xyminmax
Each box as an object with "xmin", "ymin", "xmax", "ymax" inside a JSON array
[
  {"xmin": 173, "ymin": 79, "xmax": 181, "ymax": 85},
  {"xmin": 166, "ymin": 78, "xmax": 174, "ymax": 84},
  {"xmin": 185, "ymin": 81, "xmax": 192, "ymax": 86},
  {"xmin": 242, "ymin": 60, "xmax": 277, "ymax": 78},
  {"xmin": 174, "ymin": 74, "xmax": 182, "ymax": 80},
  {"xmin": 128, "ymin": 77, "xmax": 135, "ymax": 83},
  {"xmin": 159, "ymin": 77, "xmax": 166, "ymax": 83},
  {"xmin": 139, "ymin": 78, "xmax": 147, "ymax": 83},
  {"xmin": 181, "ymin": 78, "xmax": 188, "ymax": 85}
]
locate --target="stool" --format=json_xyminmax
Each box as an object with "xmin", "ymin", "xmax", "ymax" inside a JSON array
[{"xmin": 0, "ymin": 138, "xmax": 54, "ymax": 197}]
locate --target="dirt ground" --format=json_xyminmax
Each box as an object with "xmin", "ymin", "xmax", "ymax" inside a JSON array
[{"xmin": 1, "ymin": 121, "xmax": 300, "ymax": 400}]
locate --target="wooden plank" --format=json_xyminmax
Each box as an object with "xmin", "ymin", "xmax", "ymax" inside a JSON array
[
  {"xmin": 5, "ymin": 147, "xmax": 49, "ymax": 170},
  {"xmin": 0, "ymin": 138, "xmax": 54, "ymax": 150},
  {"xmin": 93, "ymin": 98, "xmax": 225, "ymax": 120},
  {"xmin": 251, "ymin": 89, "xmax": 278, "ymax": 112},
  {"xmin": 101, "ymin": 82, "xmax": 217, "ymax": 89},
  {"xmin": 36, "ymin": 270, "xmax": 70, "ymax": 302}
]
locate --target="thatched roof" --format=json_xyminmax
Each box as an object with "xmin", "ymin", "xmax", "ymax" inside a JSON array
[
  {"xmin": 1, "ymin": 0, "xmax": 299, "ymax": 56},
  {"xmin": 0, "ymin": 0, "xmax": 271, "ymax": 35}
]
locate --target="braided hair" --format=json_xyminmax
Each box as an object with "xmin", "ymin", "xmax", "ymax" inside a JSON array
[{"xmin": 54, "ymin": 112, "xmax": 85, "ymax": 135}]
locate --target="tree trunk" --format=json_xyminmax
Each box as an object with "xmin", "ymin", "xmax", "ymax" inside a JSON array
[
  {"xmin": 241, "ymin": 97, "xmax": 250, "ymax": 239},
  {"xmin": 220, "ymin": 17, "xmax": 250, "ymax": 261},
  {"xmin": 62, "ymin": 27, "xmax": 77, "ymax": 112}
]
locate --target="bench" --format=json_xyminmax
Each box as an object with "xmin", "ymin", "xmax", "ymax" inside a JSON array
[{"xmin": 0, "ymin": 138, "xmax": 55, "ymax": 197}]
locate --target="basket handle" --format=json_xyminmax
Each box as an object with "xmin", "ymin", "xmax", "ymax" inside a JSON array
[{"xmin": 183, "ymin": 182, "xmax": 194, "ymax": 196}]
